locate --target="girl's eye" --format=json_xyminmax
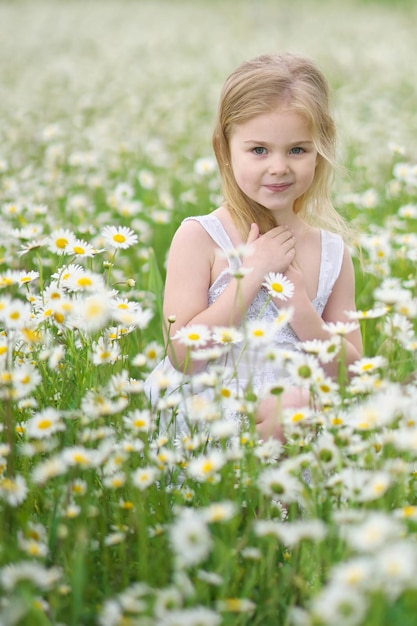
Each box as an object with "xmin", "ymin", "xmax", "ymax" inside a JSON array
[
  {"xmin": 252, "ymin": 147, "xmax": 267, "ymax": 155},
  {"xmin": 290, "ymin": 147, "xmax": 305, "ymax": 155}
]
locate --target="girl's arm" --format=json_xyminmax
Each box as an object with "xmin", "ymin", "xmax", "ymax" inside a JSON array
[
  {"xmin": 163, "ymin": 219, "xmax": 295, "ymax": 373},
  {"xmin": 282, "ymin": 245, "xmax": 363, "ymax": 377}
]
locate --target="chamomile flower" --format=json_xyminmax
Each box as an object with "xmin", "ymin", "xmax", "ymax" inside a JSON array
[
  {"xmin": 212, "ymin": 326, "xmax": 243, "ymax": 345},
  {"xmin": 101, "ymin": 225, "xmax": 138, "ymax": 250},
  {"xmin": 187, "ymin": 450, "xmax": 226, "ymax": 482},
  {"xmin": 0, "ymin": 474, "xmax": 28, "ymax": 506},
  {"xmin": 287, "ymin": 353, "xmax": 324, "ymax": 386},
  {"xmin": 274, "ymin": 307, "xmax": 294, "ymax": 330},
  {"xmin": 174, "ymin": 324, "xmax": 211, "ymax": 348},
  {"xmin": 65, "ymin": 269, "xmax": 105, "ymax": 292},
  {"xmin": 26, "ymin": 408, "xmax": 65, "ymax": 439},
  {"xmin": 245, "ymin": 319, "xmax": 275, "ymax": 345},
  {"xmin": 201, "ymin": 501, "xmax": 237, "ymax": 523},
  {"xmin": 92, "ymin": 337, "xmax": 121, "ymax": 365},
  {"xmin": 122, "ymin": 409, "xmax": 151, "ymax": 434},
  {"xmin": 16, "ymin": 270, "xmax": 40, "ymax": 287},
  {"xmin": 262, "ymin": 272, "xmax": 294, "ymax": 300},
  {"xmin": 137, "ymin": 169, "xmax": 155, "ymax": 189},
  {"xmin": 217, "ymin": 598, "xmax": 256, "ymax": 614},
  {"xmin": 348, "ymin": 356, "xmax": 388, "ymax": 375},
  {"xmin": 169, "ymin": 508, "xmax": 213, "ymax": 568},
  {"xmin": 0, "ymin": 561, "xmax": 62, "ymax": 591},
  {"xmin": 257, "ymin": 467, "xmax": 303, "ymax": 503},
  {"xmin": 0, "ymin": 299, "xmax": 32, "ymax": 329},
  {"xmin": 132, "ymin": 466, "xmax": 159, "ymax": 490},
  {"xmin": 73, "ymin": 293, "xmax": 112, "ymax": 332},
  {"xmin": 194, "ymin": 156, "xmax": 217, "ymax": 176},
  {"xmin": 47, "ymin": 228, "xmax": 76, "ymax": 255},
  {"xmin": 68, "ymin": 238, "xmax": 97, "ymax": 258},
  {"xmin": 322, "ymin": 320, "xmax": 360, "ymax": 337}
]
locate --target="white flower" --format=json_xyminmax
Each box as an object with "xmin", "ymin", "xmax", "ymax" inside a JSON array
[
  {"xmin": 342, "ymin": 512, "xmax": 403, "ymax": 552},
  {"xmin": 245, "ymin": 319, "xmax": 275, "ymax": 345},
  {"xmin": 169, "ymin": 508, "xmax": 213, "ymax": 568},
  {"xmin": 262, "ymin": 272, "xmax": 294, "ymax": 300},
  {"xmin": 257, "ymin": 467, "xmax": 303, "ymax": 504},
  {"xmin": 137, "ymin": 169, "xmax": 155, "ymax": 189},
  {"xmin": 322, "ymin": 320, "xmax": 360, "ymax": 336},
  {"xmin": 47, "ymin": 228, "xmax": 76, "ymax": 255},
  {"xmin": 92, "ymin": 337, "xmax": 121, "ymax": 365},
  {"xmin": 348, "ymin": 356, "xmax": 388, "ymax": 375},
  {"xmin": 132, "ymin": 466, "xmax": 159, "ymax": 490},
  {"xmin": 201, "ymin": 501, "xmax": 238, "ymax": 523},
  {"xmin": 174, "ymin": 324, "xmax": 211, "ymax": 348},
  {"xmin": 187, "ymin": 450, "xmax": 226, "ymax": 482},
  {"xmin": 26, "ymin": 408, "xmax": 65, "ymax": 439},
  {"xmin": 101, "ymin": 225, "xmax": 138, "ymax": 250},
  {"xmin": 194, "ymin": 156, "xmax": 217, "ymax": 176},
  {"xmin": 311, "ymin": 583, "xmax": 368, "ymax": 626},
  {"xmin": 0, "ymin": 474, "xmax": 28, "ymax": 506},
  {"xmin": 211, "ymin": 326, "xmax": 243, "ymax": 345}
]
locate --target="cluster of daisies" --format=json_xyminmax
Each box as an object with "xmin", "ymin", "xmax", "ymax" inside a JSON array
[{"xmin": 0, "ymin": 1, "xmax": 417, "ymax": 623}]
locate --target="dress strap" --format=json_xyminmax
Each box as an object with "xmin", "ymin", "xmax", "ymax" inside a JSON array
[
  {"xmin": 183, "ymin": 215, "xmax": 235, "ymax": 252},
  {"xmin": 317, "ymin": 230, "xmax": 344, "ymax": 298}
]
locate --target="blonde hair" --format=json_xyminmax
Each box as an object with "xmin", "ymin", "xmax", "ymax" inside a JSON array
[{"xmin": 213, "ymin": 53, "xmax": 350, "ymax": 240}]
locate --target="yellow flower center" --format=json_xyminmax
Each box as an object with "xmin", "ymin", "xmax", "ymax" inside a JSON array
[
  {"xmin": 56, "ymin": 237, "xmax": 68, "ymax": 249},
  {"xmin": 202, "ymin": 460, "xmax": 215, "ymax": 474},
  {"xmin": 113, "ymin": 233, "xmax": 126, "ymax": 243},
  {"xmin": 188, "ymin": 333, "xmax": 200, "ymax": 341},
  {"xmin": 77, "ymin": 277, "xmax": 93, "ymax": 288}
]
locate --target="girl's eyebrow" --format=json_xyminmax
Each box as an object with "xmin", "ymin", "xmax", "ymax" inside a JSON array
[{"xmin": 242, "ymin": 139, "xmax": 315, "ymax": 146}]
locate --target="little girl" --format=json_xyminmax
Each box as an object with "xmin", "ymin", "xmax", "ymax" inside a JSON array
[{"xmin": 145, "ymin": 53, "xmax": 363, "ymax": 440}]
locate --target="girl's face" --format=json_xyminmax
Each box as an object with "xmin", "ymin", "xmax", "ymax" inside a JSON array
[{"xmin": 229, "ymin": 106, "xmax": 318, "ymax": 222}]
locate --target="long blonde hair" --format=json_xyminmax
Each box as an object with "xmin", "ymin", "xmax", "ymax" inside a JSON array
[{"xmin": 213, "ymin": 53, "xmax": 350, "ymax": 240}]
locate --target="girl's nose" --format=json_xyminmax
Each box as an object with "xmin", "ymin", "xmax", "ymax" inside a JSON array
[{"xmin": 268, "ymin": 155, "xmax": 289, "ymax": 175}]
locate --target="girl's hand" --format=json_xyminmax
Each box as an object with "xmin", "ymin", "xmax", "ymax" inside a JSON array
[
  {"xmin": 279, "ymin": 259, "xmax": 309, "ymax": 307},
  {"xmin": 245, "ymin": 223, "xmax": 296, "ymax": 278}
]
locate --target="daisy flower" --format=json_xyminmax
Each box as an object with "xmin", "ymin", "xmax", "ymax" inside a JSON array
[
  {"xmin": 322, "ymin": 320, "xmax": 360, "ymax": 336},
  {"xmin": 101, "ymin": 225, "xmax": 138, "ymax": 250},
  {"xmin": 92, "ymin": 337, "xmax": 121, "ymax": 365},
  {"xmin": 216, "ymin": 598, "xmax": 256, "ymax": 614},
  {"xmin": 262, "ymin": 272, "xmax": 294, "ymax": 300},
  {"xmin": 345, "ymin": 306, "xmax": 388, "ymax": 320},
  {"xmin": 72, "ymin": 293, "xmax": 112, "ymax": 333},
  {"xmin": 169, "ymin": 508, "xmax": 213, "ymax": 567},
  {"xmin": 174, "ymin": 324, "xmax": 211, "ymax": 348},
  {"xmin": 0, "ymin": 474, "xmax": 28, "ymax": 506},
  {"xmin": 348, "ymin": 356, "xmax": 388, "ymax": 376},
  {"xmin": 68, "ymin": 239, "xmax": 97, "ymax": 258},
  {"xmin": 274, "ymin": 307, "xmax": 294, "ymax": 330},
  {"xmin": 194, "ymin": 156, "xmax": 217, "ymax": 176},
  {"xmin": 137, "ymin": 169, "xmax": 155, "ymax": 189},
  {"xmin": 187, "ymin": 450, "xmax": 226, "ymax": 482},
  {"xmin": 47, "ymin": 228, "xmax": 76, "ymax": 255},
  {"xmin": 65, "ymin": 269, "xmax": 105, "ymax": 292},
  {"xmin": 12, "ymin": 363, "xmax": 42, "ymax": 399},
  {"xmin": 398, "ymin": 203, "xmax": 417, "ymax": 219},
  {"xmin": 287, "ymin": 353, "xmax": 324, "ymax": 386},
  {"xmin": 0, "ymin": 299, "xmax": 32, "ymax": 329},
  {"xmin": 16, "ymin": 270, "xmax": 40, "ymax": 287},
  {"xmin": 201, "ymin": 501, "xmax": 238, "ymax": 523},
  {"xmin": 123, "ymin": 409, "xmax": 152, "ymax": 432},
  {"xmin": 132, "ymin": 466, "xmax": 159, "ymax": 490},
  {"xmin": 245, "ymin": 319, "xmax": 275, "ymax": 345},
  {"xmin": 212, "ymin": 326, "xmax": 243, "ymax": 345}
]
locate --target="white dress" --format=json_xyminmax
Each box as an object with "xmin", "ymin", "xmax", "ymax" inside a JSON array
[{"xmin": 144, "ymin": 213, "xmax": 344, "ymax": 434}]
